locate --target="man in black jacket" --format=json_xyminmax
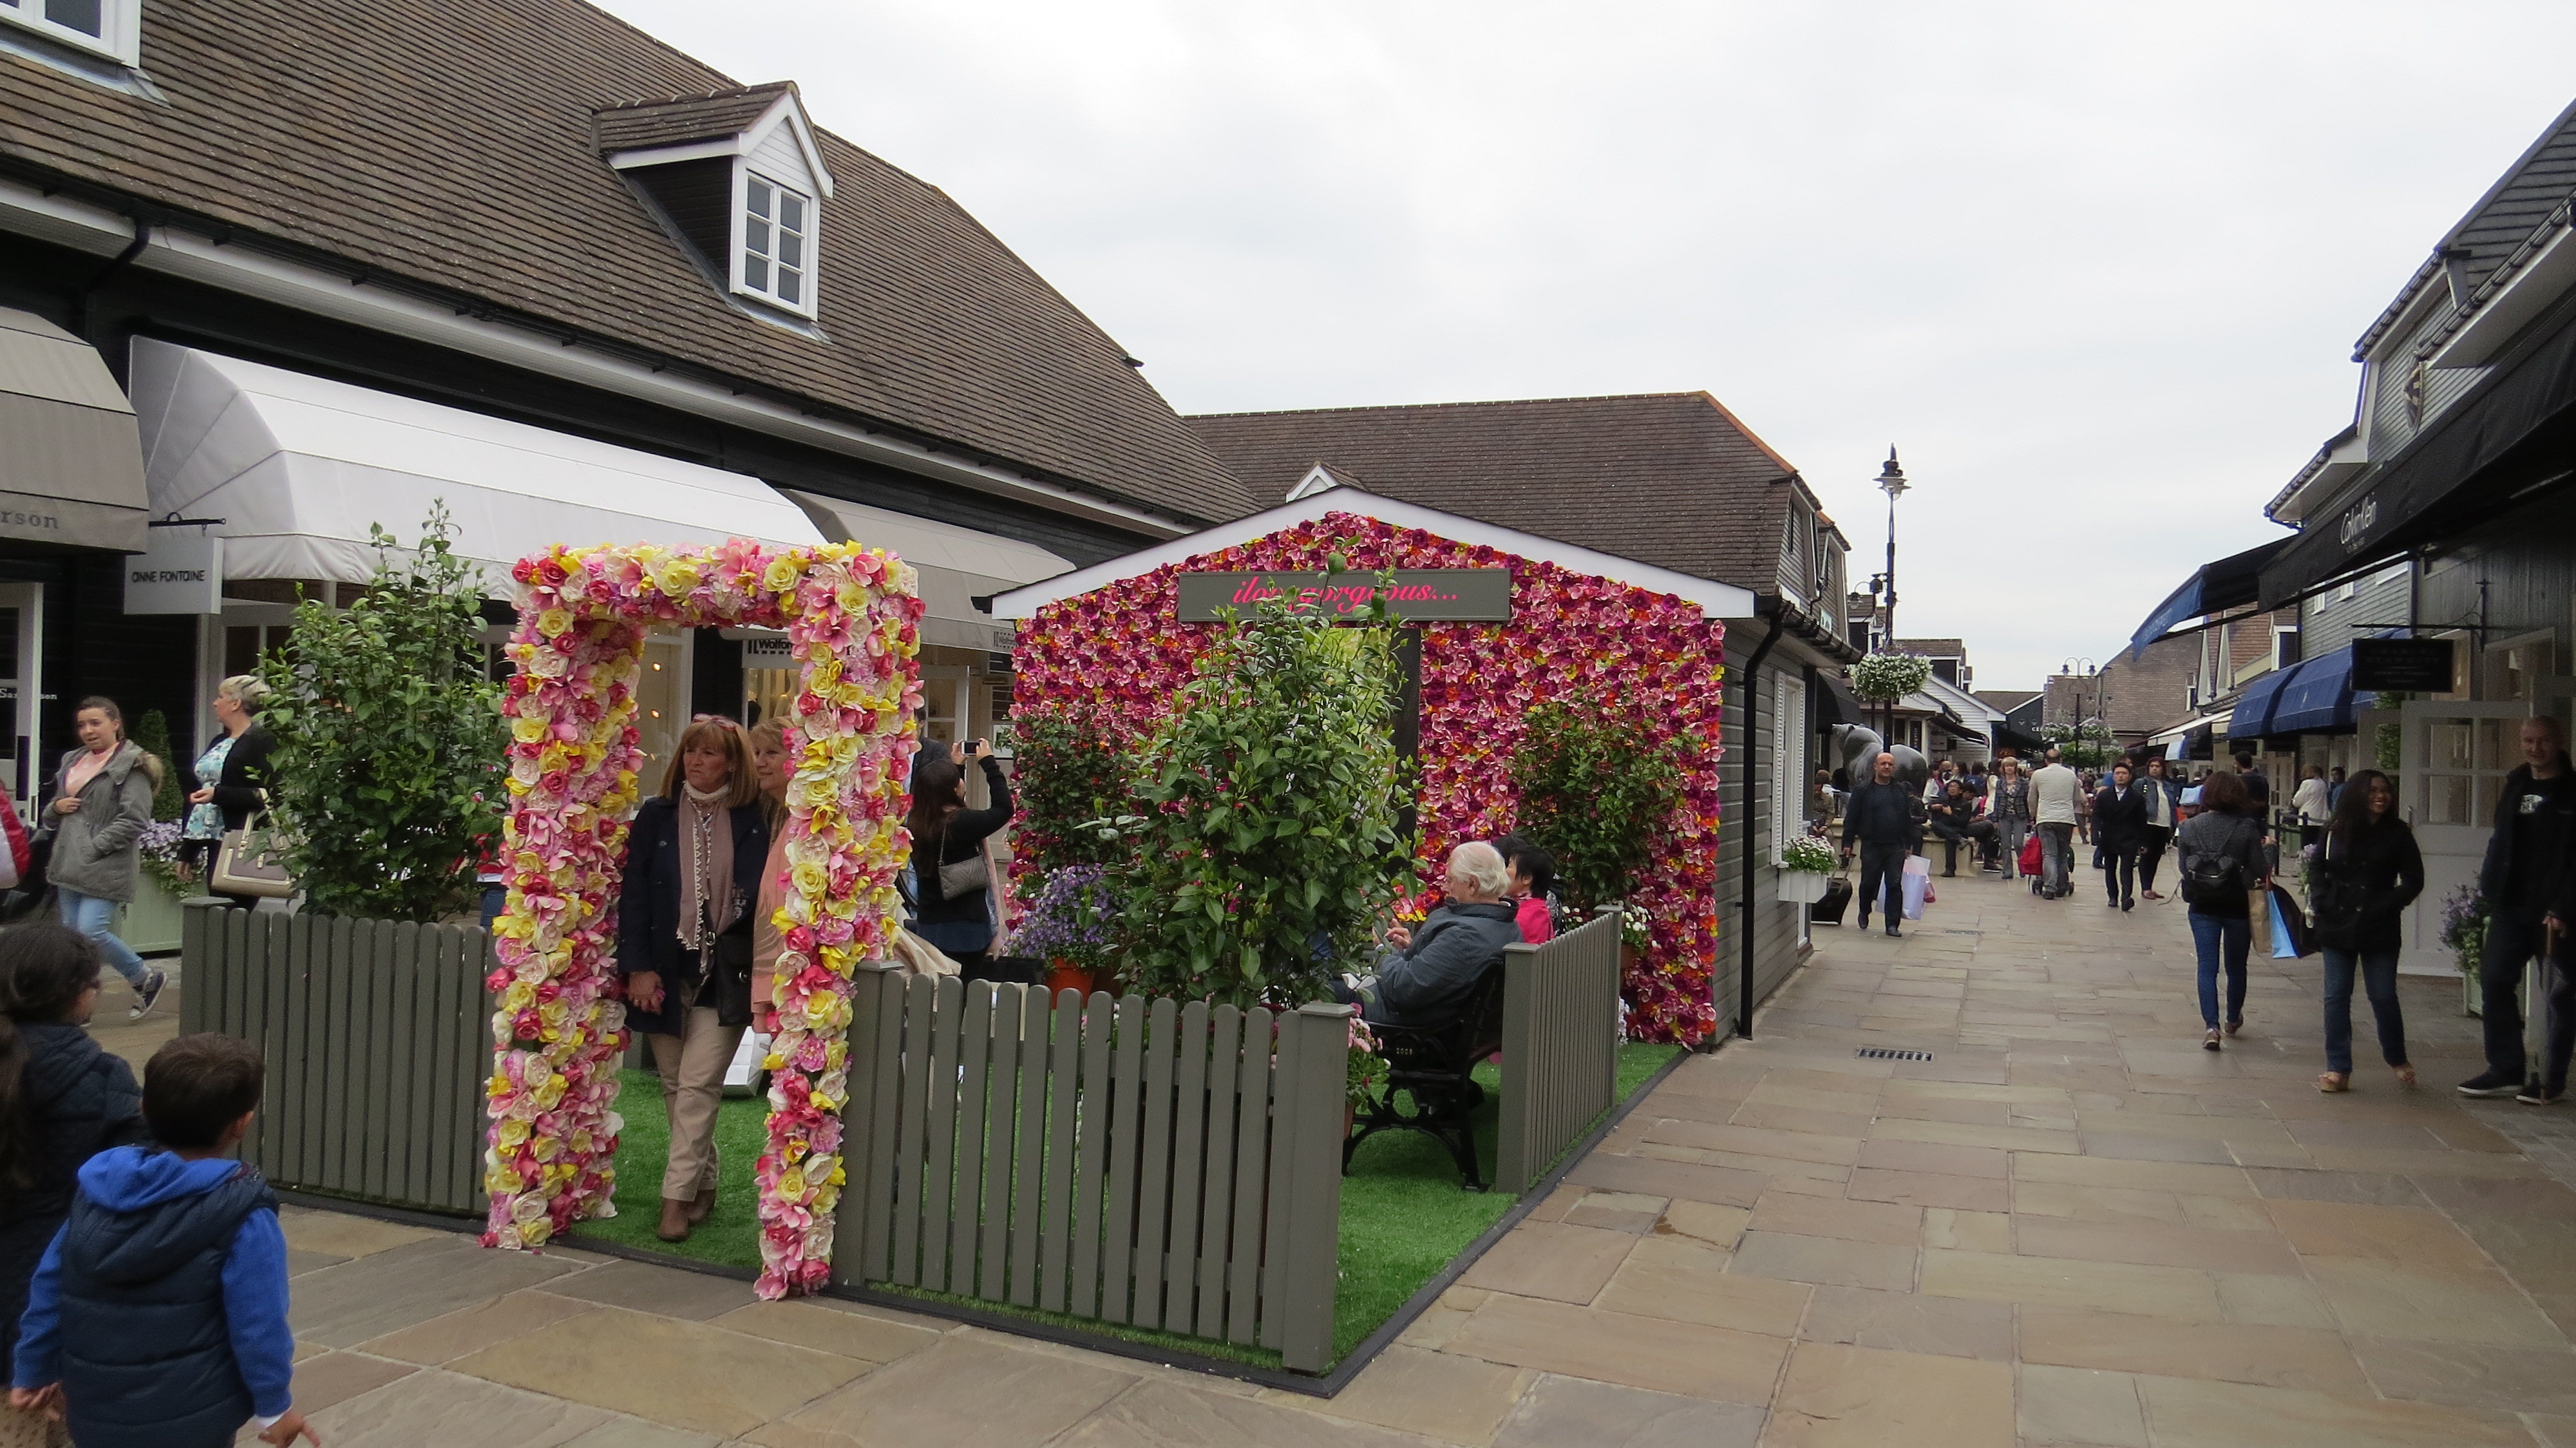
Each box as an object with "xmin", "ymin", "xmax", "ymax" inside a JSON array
[
  {"xmin": 2462, "ymin": 716, "xmax": 2576, "ymax": 1101},
  {"xmin": 1841, "ymin": 752, "xmax": 1922, "ymax": 938},
  {"xmin": 1368, "ymin": 841, "xmax": 1524, "ymax": 1027},
  {"xmin": 2093, "ymin": 761, "xmax": 2150, "ymax": 912}
]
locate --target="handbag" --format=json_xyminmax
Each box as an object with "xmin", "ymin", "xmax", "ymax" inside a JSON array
[
  {"xmin": 936, "ymin": 849, "xmax": 990, "ymax": 902},
  {"xmin": 211, "ymin": 799, "xmax": 297, "ymax": 899},
  {"xmin": 2017, "ymin": 834, "xmax": 2043, "ymax": 876}
]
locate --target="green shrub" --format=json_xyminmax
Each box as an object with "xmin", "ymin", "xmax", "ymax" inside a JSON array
[
  {"xmin": 131, "ymin": 709, "xmax": 188, "ymax": 822},
  {"xmin": 1509, "ymin": 699, "xmax": 1691, "ymax": 915},
  {"xmin": 256, "ymin": 505, "xmax": 505, "ymax": 922},
  {"xmin": 1007, "ymin": 707, "xmax": 1141, "ymax": 885},
  {"xmin": 1114, "ymin": 584, "xmax": 1412, "ymax": 1009}
]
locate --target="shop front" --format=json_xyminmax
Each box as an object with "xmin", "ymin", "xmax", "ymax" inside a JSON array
[{"xmin": 0, "ymin": 306, "xmax": 151, "ymax": 803}]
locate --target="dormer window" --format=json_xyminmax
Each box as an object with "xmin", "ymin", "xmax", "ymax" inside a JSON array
[
  {"xmin": 739, "ymin": 174, "xmax": 811, "ymax": 311},
  {"xmin": 0, "ymin": 0, "xmax": 140, "ymax": 64},
  {"xmin": 597, "ymin": 82, "xmax": 835, "ymax": 327}
]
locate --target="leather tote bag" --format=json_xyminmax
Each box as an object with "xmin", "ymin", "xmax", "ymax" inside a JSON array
[{"xmin": 211, "ymin": 799, "xmax": 297, "ymax": 899}]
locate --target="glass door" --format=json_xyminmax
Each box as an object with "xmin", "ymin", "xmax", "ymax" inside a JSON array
[
  {"xmin": 0, "ymin": 584, "xmax": 38, "ymax": 803},
  {"xmin": 2401, "ymin": 699, "xmax": 2571, "ymax": 974}
]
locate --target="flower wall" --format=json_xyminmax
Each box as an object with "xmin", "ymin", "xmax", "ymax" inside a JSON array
[
  {"xmin": 486, "ymin": 538, "xmax": 922, "ymax": 1297},
  {"xmin": 1014, "ymin": 513, "xmax": 1727, "ymax": 1042}
]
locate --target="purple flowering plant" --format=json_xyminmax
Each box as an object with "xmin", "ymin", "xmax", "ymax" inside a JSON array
[
  {"xmin": 2439, "ymin": 884, "xmax": 2488, "ymax": 976},
  {"xmin": 1012, "ymin": 864, "xmax": 1122, "ymax": 976},
  {"xmin": 136, "ymin": 819, "xmax": 191, "ymax": 895}
]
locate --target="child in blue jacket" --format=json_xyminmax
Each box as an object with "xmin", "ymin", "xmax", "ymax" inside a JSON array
[{"xmin": 9, "ymin": 1033, "xmax": 312, "ymax": 1447}]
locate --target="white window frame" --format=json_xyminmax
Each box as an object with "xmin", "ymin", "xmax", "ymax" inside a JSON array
[
  {"xmin": 0, "ymin": 0, "xmax": 140, "ymax": 63},
  {"xmin": 730, "ymin": 167, "xmax": 818, "ymax": 320},
  {"xmin": 1772, "ymin": 674, "xmax": 1807, "ymax": 861}
]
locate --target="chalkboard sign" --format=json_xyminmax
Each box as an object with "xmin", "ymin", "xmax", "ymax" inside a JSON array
[{"xmin": 2352, "ymin": 637, "xmax": 2454, "ymax": 693}]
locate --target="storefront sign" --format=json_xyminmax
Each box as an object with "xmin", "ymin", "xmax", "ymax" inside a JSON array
[
  {"xmin": 1175, "ymin": 569, "xmax": 1511, "ymax": 622},
  {"xmin": 122, "ymin": 529, "xmax": 223, "ymax": 614},
  {"xmin": 741, "ymin": 636, "xmax": 793, "ymax": 665},
  {"xmin": 2352, "ymin": 636, "xmax": 2454, "ymax": 693}
]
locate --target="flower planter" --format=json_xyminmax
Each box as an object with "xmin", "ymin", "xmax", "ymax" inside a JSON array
[
  {"xmin": 1045, "ymin": 961, "xmax": 1099, "ymax": 999},
  {"xmin": 1775, "ymin": 870, "xmax": 1833, "ymax": 906},
  {"xmin": 115, "ymin": 875, "xmax": 191, "ymax": 957}
]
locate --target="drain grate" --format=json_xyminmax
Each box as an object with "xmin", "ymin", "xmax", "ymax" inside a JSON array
[{"xmin": 1855, "ymin": 1047, "xmax": 1934, "ymax": 1062}]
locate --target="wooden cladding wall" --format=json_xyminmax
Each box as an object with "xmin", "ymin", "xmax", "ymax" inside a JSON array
[
  {"xmin": 177, "ymin": 902, "xmax": 492, "ymax": 1215},
  {"xmin": 1493, "ymin": 910, "xmax": 1622, "ymax": 1192},
  {"xmin": 831, "ymin": 969, "xmax": 1354, "ymax": 1373}
]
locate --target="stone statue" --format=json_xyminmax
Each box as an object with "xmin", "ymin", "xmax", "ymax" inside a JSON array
[{"xmin": 1830, "ymin": 723, "xmax": 1929, "ymax": 790}]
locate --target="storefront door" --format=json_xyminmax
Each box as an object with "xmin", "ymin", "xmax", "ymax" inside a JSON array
[
  {"xmin": 0, "ymin": 583, "xmax": 40, "ymax": 803},
  {"xmin": 2400, "ymin": 698, "xmax": 2573, "ymax": 974}
]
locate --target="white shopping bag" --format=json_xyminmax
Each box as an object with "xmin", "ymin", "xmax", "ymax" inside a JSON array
[{"xmin": 1900, "ymin": 853, "xmax": 1931, "ymax": 920}]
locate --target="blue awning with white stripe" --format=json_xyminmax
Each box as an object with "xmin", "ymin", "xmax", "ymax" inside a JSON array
[
  {"xmin": 2128, "ymin": 536, "xmax": 2296, "ymax": 656},
  {"xmin": 2269, "ymin": 645, "xmax": 2358, "ymax": 736},
  {"xmin": 2226, "ymin": 667, "xmax": 2296, "ymax": 740}
]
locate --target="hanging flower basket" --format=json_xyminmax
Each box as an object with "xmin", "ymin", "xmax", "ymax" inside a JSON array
[{"xmin": 1850, "ymin": 653, "xmax": 1931, "ymax": 701}]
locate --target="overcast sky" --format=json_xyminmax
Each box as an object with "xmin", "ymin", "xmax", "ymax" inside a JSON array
[{"xmin": 598, "ymin": 1, "xmax": 2576, "ymax": 692}]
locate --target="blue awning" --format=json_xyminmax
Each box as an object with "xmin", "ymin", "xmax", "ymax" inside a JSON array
[
  {"xmin": 2270, "ymin": 645, "xmax": 2357, "ymax": 735},
  {"xmin": 2226, "ymin": 667, "xmax": 2297, "ymax": 739},
  {"xmin": 2128, "ymin": 536, "xmax": 2295, "ymax": 656}
]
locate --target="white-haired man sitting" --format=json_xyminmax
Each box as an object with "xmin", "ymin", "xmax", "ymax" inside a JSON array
[{"xmin": 1367, "ymin": 841, "xmax": 1526, "ymax": 1027}]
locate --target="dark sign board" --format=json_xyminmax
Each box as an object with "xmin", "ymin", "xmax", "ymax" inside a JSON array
[
  {"xmin": 1175, "ymin": 569, "xmax": 1512, "ymax": 622},
  {"xmin": 2351, "ymin": 636, "xmax": 2454, "ymax": 694}
]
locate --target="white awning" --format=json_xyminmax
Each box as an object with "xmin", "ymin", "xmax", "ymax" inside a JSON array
[
  {"xmin": 128, "ymin": 341, "xmax": 824, "ymax": 591},
  {"xmin": 785, "ymin": 490, "xmax": 1068, "ymax": 651}
]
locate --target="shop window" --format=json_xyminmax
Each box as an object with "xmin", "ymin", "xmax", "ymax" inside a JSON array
[
  {"xmin": 223, "ymin": 625, "xmax": 292, "ymax": 680},
  {"xmin": 0, "ymin": 0, "xmax": 139, "ymax": 64}
]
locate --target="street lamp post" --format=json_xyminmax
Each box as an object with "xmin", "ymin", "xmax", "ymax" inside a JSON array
[
  {"xmin": 2060, "ymin": 656, "xmax": 2098, "ymax": 759},
  {"xmin": 1877, "ymin": 449, "xmax": 1909, "ymax": 749}
]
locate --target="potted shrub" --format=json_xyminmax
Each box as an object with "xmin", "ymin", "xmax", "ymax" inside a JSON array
[
  {"xmin": 1850, "ymin": 652, "xmax": 1933, "ymax": 704},
  {"xmin": 2443, "ymin": 884, "xmax": 2490, "ymax": 1018},
  {"xmin": 1012, "ymin": 862, "xmax": 1121, "ymax": 998},
  {"xmin": 1776, "ymin": 835, "xmax": 1838, "ymax": 905}
]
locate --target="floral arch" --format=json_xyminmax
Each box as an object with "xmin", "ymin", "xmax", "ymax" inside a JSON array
[{"xmin": 482, "ymin": 538, "xmax": 923, "ymax": 1297}]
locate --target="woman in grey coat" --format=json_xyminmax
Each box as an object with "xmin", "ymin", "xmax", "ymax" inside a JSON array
[{"xmin": 47, "ymin": 697, "xmax": 166, "ymax": 1019}]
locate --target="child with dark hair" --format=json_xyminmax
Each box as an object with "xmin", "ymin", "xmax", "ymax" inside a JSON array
[
  {"xmin": 0, "ymin": 926, "xmax": 146, "ymax": 1447},
  {"xmin": 1493, "ymin": 834, "xmax": 1558, "ymax": 945},
  {"xmin": 10, "ymin": 1033, "xmax": 310, "ymax": 1447}
]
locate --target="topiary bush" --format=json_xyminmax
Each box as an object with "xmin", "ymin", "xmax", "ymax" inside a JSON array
[
  {"xmin": 131, "ymin": 709, "xmax": 188, "ymax": 822},
  {"xmin": 1509, "ymin": 699, "xmax": 1693, "ymax": 915},
  {"xmin": 256, "ymin": 504, "xmax": 505, "ymax": 922},
  {"xmin": 1114, "ymin": 580, "xmax": 1412, "ymax": 1009}
]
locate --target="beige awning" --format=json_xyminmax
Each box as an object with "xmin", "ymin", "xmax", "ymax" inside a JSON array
[
  {"xmin": 784, "ymin": 490, "xmax": 1070, "ymax": 652},
  {"xmin": 0, "ymin": 309, "xmax": 146, "ymax": 553}
]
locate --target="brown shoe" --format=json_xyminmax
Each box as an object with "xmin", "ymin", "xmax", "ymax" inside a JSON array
[
  {"xmin": 658, "ymin": 1199, "xmax": 692, "ymax": 1243},
  {"xmin": 688, "ymin": 1183, "xmax": 716, "ymax": 1224}
]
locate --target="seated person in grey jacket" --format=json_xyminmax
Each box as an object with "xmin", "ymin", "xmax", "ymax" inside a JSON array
[{"xmin": 1368, "ymin": 842, "xmax": 1525, "ymax": 1028}]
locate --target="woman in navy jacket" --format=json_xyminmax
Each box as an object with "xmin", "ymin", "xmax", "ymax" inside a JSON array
[{"xmin": 619, "ymin": 718, "xmax": 770, "ymax": 1244}]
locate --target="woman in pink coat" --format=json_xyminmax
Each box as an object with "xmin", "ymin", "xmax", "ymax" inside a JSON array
[{"xmin": 1495, "ymin": 835, "xmax": 1557, "ymax": 944}]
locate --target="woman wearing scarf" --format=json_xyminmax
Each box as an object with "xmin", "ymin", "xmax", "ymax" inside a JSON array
[{"xmin": 618, "ymin": 718, "xmax": 770, "ymax": 1243}]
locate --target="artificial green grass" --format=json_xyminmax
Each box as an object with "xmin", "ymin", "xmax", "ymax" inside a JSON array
[
  {"xmin": 569, "ymin": 1070, "xmax": 771, "ymax": 1270},
  {"xmin": 578, "ymin": 1043, "xmax": 1685, "ymax": 1367}
]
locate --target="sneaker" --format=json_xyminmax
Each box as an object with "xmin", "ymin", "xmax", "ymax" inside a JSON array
[
  {"xmin": 2517, "ymin": 1085, "xmax": 2565, "ymax": 1107},
  {"xmin": 2202, "ymin": 1028, "xmax": 2222, "ymax": 1051},
  {"xmin": 2458, "ymin": 1072, "xmax": 2524, "ymax": 1098},
  {"xmin": 129, "ymin": 969, "xmax": 167, "ymax": 1020}
]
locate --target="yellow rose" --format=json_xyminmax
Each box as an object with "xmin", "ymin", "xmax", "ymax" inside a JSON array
[
  {"xmin": 491, "ymin": 1165, "xmax": 525, "ymax": 1194},
  {"xmin": 654, "ymin": 558, "xmax": 701, "ymax": 596},
  {"xmin": 521, "ymin": 1217, "xmax": 552, "ymax": 1247},
  {"xmin": 532, "ymin": 1075, "xmax": 566, "ymax": 1110},
  {"xmin": 502, "ymin": 982, "xmax": 536, "ymax": 1015},
  {"xmin": 779, "ymin": 1167, "xmax": 806, "ymax": 1199},
  {"xmin": 762, "ymin": 556, "xmax": 804, "ymax": 593},
  {"xmin": 497, "ymin": 1118, "xmax": 530, "ymax": 1148},
  {"xmin": 510, "ymin": 714, "xmax": 549, "ymax": 745},
  {"xmin": 536, "ymin": 607, "xmax": 573, "ymax": 638}
]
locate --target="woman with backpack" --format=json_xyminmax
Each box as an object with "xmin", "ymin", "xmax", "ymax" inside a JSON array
[
  {"xmin": 2177, "ymin": 769, "xmax": 2269, "ymax": 1050},
  {"xmin": 0, "ymin": 925, "xmax": 149, "ymax": 1447},
  {"xmin": 2309, "ymin": 769, "xmax": 2420, "ymax": 1092}
]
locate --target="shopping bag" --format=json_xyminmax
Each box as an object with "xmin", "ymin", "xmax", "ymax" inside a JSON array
[
  {"xmin": 2018, "ymin": 834, "xmax": 2043, "ymax": 875},
  {"xmin": 2268, "ymin": 884, "xmax": 2311, "ymax": 959},
  {"xmin": 1901, "ymin": 853, "xmax": 1931, "ymax": 920}
]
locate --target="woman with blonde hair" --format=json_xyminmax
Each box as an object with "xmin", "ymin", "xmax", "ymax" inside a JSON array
[
  {"xmin": 184, "ymin": 674, "xmax": 277, "ymax": 911},
  {"xmin": 618, "ymin": 717, "xmax": 770, "ymax": 1242}
]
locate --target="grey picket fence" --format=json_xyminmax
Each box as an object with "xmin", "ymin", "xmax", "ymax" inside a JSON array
[
  {"xmin": 178, "ymin": 900, "xmax": 492, "ymax": 1214},
  {"xmin": 831, "ymin": 966, "xmax": 1353, "ymax": 1373},
  {"xmin": 1493, "ymin": 909, "xmax": 1625, "ymax": 1193}
]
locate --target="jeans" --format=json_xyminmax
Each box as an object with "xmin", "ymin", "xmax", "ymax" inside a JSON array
[
  {"xmin": 57, "ymin": 888, "xmax": 150, "ymax": 989},
  {"xmin": 2102, "ymin": 844, "xmax": 2138, "ymax": 906},
  {"xmin": 2481, "ymin": 908, "xmax": 2575, "ymax": 1087},
  {"xmin": 2190, "ymin": 910, "xmax": 2251, "ymax": 1029},
  {"xmin": 1931, "ymin": 824, "xmax": 1968, "ymax": 875},
  {"xmin": 1994, "ymin": 820, "xmax": 2029, "ymax": 877},
  {"xmin": 1856, "ymin": 842, "xmax": 1908, "ymax": 926},
  {"xmin": 2038, "ymin": 823, "xmax": 2075, "ymax": 897},
  {"xmin": 2321, "ymin": 946, "xmax": 2407, "ymax": 1075},
  {"xmin": 2138, "ymin": 825, "xmax": 2172, "ymax": 893}
]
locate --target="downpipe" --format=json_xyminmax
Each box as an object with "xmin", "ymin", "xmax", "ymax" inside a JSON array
[{"xmin": 1729, "ymin": 607, "xmax": 1788, "ymax": 1043}]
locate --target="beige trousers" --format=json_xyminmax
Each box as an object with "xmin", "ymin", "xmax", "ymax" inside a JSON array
[{"xmin": 647, "ymin": 1006, "xmax": 744, "ymax": 1203}]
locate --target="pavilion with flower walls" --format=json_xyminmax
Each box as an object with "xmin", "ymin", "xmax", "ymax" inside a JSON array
[
  {"xmin": 484, "ymin": 537, "xmax": 923, "ymax": 1299},
  {"xmin": 990, "ymin": 488, "xmax": 1755, "ymax": 1044}
]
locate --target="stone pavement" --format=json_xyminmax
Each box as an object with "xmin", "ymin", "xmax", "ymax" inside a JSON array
[{"xmin": 234, "ymin": 874, "xmax": 2576, "ymax": 1443}]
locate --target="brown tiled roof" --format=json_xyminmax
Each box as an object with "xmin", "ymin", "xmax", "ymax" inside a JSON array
[
  {"xmin": 592, "ymin": 82, "xmax": 795, "ymax": 155},
  {"xmin": 0, "ymin": 0, "xmax": 1255, "ymax": 525},
  {"xmin": 1186, "ymin": 393, "xmax": 1803, "ymax": 591}
]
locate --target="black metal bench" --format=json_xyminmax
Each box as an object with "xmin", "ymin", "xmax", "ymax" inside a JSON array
[{"xmin": 1341, "ymin": 966, "xmax": 1507, "ymax": 1190}]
